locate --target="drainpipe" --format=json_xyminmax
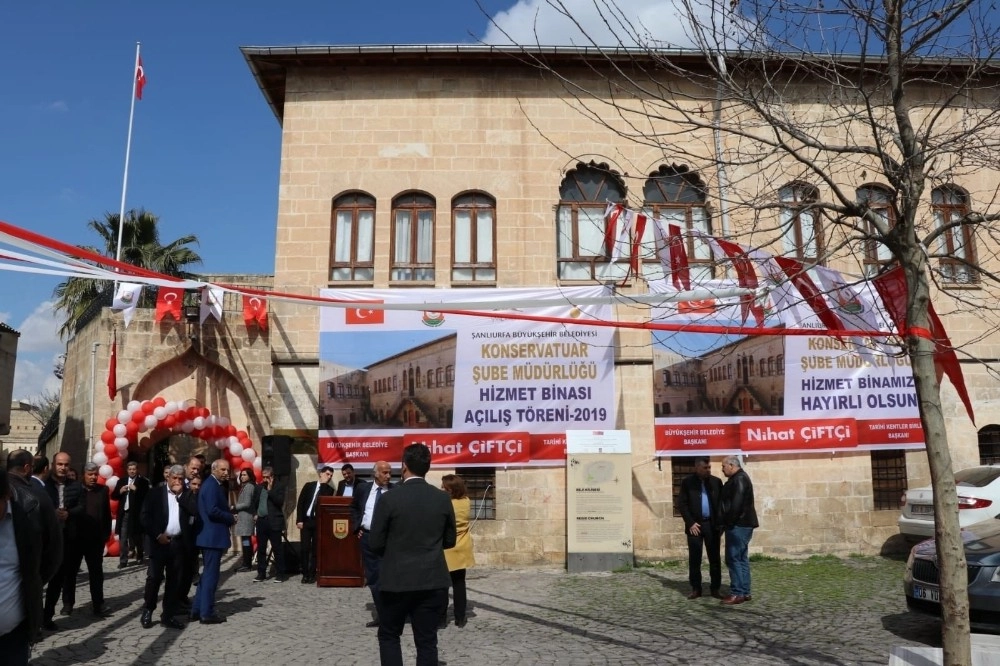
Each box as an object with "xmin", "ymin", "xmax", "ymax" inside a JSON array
[
  {"xmin": 713, "ymin": 53, "xmax": 731, "ymax": 238},
  {"xmin": 89, "ymin": 342, "xmax": 100, "ymax": 456}
]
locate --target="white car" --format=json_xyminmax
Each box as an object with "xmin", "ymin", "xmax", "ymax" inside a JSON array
[{"xmin": 898, "ymin": 465, "xmax": 1000, "ymax": 539}]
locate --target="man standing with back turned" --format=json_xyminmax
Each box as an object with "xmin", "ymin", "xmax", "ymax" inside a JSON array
[
  {"xmin": 677, "ymin": 456, "xmax": 723, "ymax": 600},
  {"xmin": 720, "ymin": 455, "xmax": 759, "ymax": 605},
  {"xmin": 371, "ymin": 443, "xmax": 456, "ymax": 666}
]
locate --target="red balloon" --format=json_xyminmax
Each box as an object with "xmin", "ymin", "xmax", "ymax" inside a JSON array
[
  {"xmin": 100, "ymin": 430, "xmax": 115, "ymax": 444},
  {"xmin": 163, "ymin": 415, "xmax": 177, "ymax": 428},
  {"xmin": 107, "ymin": 541, "xmax": 120, "ymax": 558},
  {"xmin": 200, "ymin": 407, "xmax": 211, "ymax": 418},
  {"xmin": 126, "ymin": 421, "xmax": 139, "ymax": 438},
  {"xmin": 227, "ymin": 425, "xmax": 237, "ymax": 436},
  {"xmin": 141, "ymin": 401, "xmax": 155, "ymax": 414},
  {"xmin": 103, "ymin": 443, "xmax": 118, "ymax": 458},
  {"xmin": 109, "ymin": 499, "xmax": 119, "ymax": 514},
  {"xmin": 131, "ymin": 411, "xmax": 145, "ymax": 424},
  {"xmin": 253, "ymin": 468, "xmax": 263, "ymax": 483},
  {"xmin": 105, "ymin": 418, "xmax": 118, "ymax": 431},
  {"xmin": 108, "ymin": 457, "xmax": 123, "ymax": 472},
  {"xmin": 97, "ymin": 475, "xmax": 107, "ymax": 486},
  {"xmin": 152, "ymin": 396, "xmax": 167, "ymax": 408}
]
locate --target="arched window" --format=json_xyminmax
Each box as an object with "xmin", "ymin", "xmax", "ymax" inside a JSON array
[
  {"xmin": 779, "ymin": 183, "xmax": 822, "ymax": 264},
  {"xmin": 643, "ymin": 164, "xmax": 713, "ymax": 282},
  {"xmin": 776, "ymin": 354, "xmax": 784, "ymax": 375},
  {"xmin": 331, "ymin": 191, "xmax": 375, "ymax": 282},
  {"xmin": 416, "ymin": 366, "xmax": 422, "ymax": 389},
  {"xmin": 426, "ymin": 369, "xmax": 434, "ymax": 388},
  {"xmin": 452, "ymin": 192, "xmax": 496, "ymax": 283},
  {"xmin": 391, "ymin": 192, "xmax": 435, "ymax": 282},
  {"xmin": 932, "ymin": 185, "xmax": 978, "ymax": 285},
  {"xmin": 436, "ymin": 368, "xmax": 443, "ymax": 386},
  {"xmin": 446, "ymin": 365, "xmax": 455, "ymax": 386},
  {"xmin": 856, "ymin": 185, "xmax": 896, "ymax": 274},
  {"xmin": 556, "ymin": 161, "xmax": 626, "ymax": 280}
]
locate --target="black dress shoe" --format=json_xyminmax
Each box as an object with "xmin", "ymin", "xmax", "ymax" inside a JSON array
[
  {"xmin": 686, "ymin": 590, "xmax": 702, "ymax": 600},
  {"xmin": 710, "ymin": 590, "xmax": 723, "ymax": 599},
  {"xmin": 161, "ymin": 617, "xmax": 185, "ymax": 630},
  {"xmin": 365, "ymin": 619, "xmax": 380, "ymax": 628},
  {"xmin": 140, "ymin": 610, "xmax": 153, "ymax": 629},
  {"xmin": 92, "ymin": 605, "xmax": 110, "ymax": 617},
  {"xmin": 455, "ymin": 617, "xmax": 467, "ymax": 628},
  {"xmin": 117, "ymin": 562, "xmax": 128, "ymax": 569},
  {"xmin": 59, "ymin": 605, "xmax": 73, "ymax": 616},
  {"xmin": 189, "ymin": 613, "xmax": 201, "ymax": 622},
  {"xmin": 200, "ymin": 615, "xmax": 227, "ymax": 624}
]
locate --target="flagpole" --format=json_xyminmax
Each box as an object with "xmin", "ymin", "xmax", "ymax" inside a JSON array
[{"xmin": 115, "ymin": 42, "xmax": 141, "ymax": 267}]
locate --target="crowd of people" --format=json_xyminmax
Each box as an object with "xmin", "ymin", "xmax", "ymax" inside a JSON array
[{"xmin": 1, "ymin": 443, "xmax": 478, "ymax": 666}]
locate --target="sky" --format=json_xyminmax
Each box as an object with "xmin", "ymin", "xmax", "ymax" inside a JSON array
[{"xmin": 0, "ymin": 0, "xmax": 689, "ymax": 403}]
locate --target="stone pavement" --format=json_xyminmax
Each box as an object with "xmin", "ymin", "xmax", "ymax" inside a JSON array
[{"xmin": 30, "ymin": 554, "xmax": 946, "ymax": 666}]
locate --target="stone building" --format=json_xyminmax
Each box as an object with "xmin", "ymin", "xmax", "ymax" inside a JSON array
[
  {"xmin": 1, "ymin": 401, "xmax": 44, "ymax": 454},
  {"xmin": 237, "ymin": 44, "xmax": 1000, "ymax": 565},
  {"xmin": 0, "ymin": 322, "xmax": 18, "ymax": 438}
]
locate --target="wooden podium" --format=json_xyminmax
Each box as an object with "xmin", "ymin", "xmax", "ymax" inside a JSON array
[{"xmin": 315, "ymin": 496, "xmax": 364, "ymax": 587}]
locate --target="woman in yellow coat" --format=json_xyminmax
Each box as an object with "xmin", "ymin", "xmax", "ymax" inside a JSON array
[{"xmin": 441, "ymin": 474, "xmax": 475, "ymax": 627}]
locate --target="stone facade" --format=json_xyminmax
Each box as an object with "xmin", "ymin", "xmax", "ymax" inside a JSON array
[
  {"xmin": 237, "ymin": 45, "xmax": 1000, "ymax": 566},
  {"xmin": 0, "ymin": 322, "xmax": 18, "ymax": 437},
  {"xmin": 54, "ymin": 275, "xmax": 274, "ymax": 482},
  {"xmin": 0, "ymin": 401, "xmax": 44, "ymax": 454}
]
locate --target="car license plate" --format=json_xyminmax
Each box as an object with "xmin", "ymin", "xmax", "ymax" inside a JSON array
[
  {"xmin": 911, "ymin": 505, "xmax": 934, "ymax": 515},
  {"xmin": 913, "ymin": 584, "xmax": 940, "ymax": 603}
]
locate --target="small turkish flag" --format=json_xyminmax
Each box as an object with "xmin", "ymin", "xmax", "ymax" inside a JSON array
[
  {"xmin": 155, "ymin": 287, "xmax": 184, "ymax": 322},
  {"xmin": 679, "ymin": 299, "xmax": 716, "ymax": 315},
  {"xmin": 136, "ymin": 56, "xmax": 146, "ymax": 100},
  {"xmin": 242, "ymin": 294, "xmax": 268, "ymax": 330},
  {"xmin": 345, "ymin": 302, "xmax": 385, "ymax": 325}
]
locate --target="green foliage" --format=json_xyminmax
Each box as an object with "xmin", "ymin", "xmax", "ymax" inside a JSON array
[{"xmin": 52, "ymin": 209, "xmax": 201, "ymax": 339}]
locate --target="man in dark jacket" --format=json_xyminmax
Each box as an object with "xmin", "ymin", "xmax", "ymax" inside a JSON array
[
  {"xmin": 371, "ymin": 444, "xmax": 456, "ymax": 666},
  {"xmin": 719, "ymin": 456, "xmax": 760, "ymax": 606},
  {"xmin": 295, "ymin": 465, "xmax": 335, "ymax": 584},
  {"xmin": 252, "ymin": 466, "xmax": 287, "ymax": 582},
  {"xmin": 1, "ymin": 466, "xmax": 62, "ymax": 664},
  {"xmin": 42, "ymin": 451, "xmax": 84, "ymax": 628},
  {"xmin": 676, "ymin": 456, "xmax": 723, "ymax": 600},
  {"xmin": 69, "ymin": 462, "xmax": 113, "ymax": 617},
  {"xmin": 139, "ymin": 465, "xmax": 189, "ymax": 629}
]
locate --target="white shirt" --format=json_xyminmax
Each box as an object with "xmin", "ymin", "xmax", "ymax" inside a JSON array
[
  {"xmin": 361, "ymin": 484, "xmax": 385, "ymax": 531},
  {"xmin": 165, "ymin": 491, "xmax": 182, "ymax": 537},
  {"xmin": 306, "ymin": 483, "xmax": 321, "ymax": 518},
  {"xmin": 124, "ymin": 475, "xmax": 136, "ymax": 511},
  {"xmin": 0, "ymin": 500, "xmax": 25, "ymax": 636}
]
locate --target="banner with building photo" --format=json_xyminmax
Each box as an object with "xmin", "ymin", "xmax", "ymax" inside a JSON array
[
  {"xmin": 317, "ymin": 286, "xmax": 617, "ymax": 467},
  {"xmin": 650, "ymin": 278, "xmax": 924, "ymax": 456}
]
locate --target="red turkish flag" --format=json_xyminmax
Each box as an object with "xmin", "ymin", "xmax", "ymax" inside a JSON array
[
  {"xmin": 155, "ymin": 287, "xmax": 184, "ymax": 322},
  {"xmin": 242, "ymin": 295, "xmax": 268, "ymax": 330},
  {"xmin": 345, "ymin": 302, "xmax": 385, "ymax": 325},
  {"xmin": 108, "ymin": 330, "xmax": 117, "ymax": 401},
  {"xmin": 136, "ymin": 56, "xmax": 147, "ymax": 100}
]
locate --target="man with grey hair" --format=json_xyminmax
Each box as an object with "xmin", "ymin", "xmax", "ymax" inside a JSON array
[
  {"xmin": 139, "ymin": 465, "xmax": 189, "ymax": 629},
  {"xmin": 68, "ymin": 461, "xmax": 113, "ymax": 616},
  {"xmin": 719, "ymin": 456, "xmax": 759, "ymax": 605},
  {"xmin": 192, "ymin": 458, "xmax": 234, "ymax": 623}
]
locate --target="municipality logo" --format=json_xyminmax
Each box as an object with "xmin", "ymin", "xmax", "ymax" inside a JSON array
[{"xmin": 422, "ymin": 311, "xmax": 445, "ymax": 327}]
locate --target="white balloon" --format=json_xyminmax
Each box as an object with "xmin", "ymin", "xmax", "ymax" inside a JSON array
[
  {"xmin": 253, "ymin": 457, "xmax": 262, "ymax": 470},
  {"xmin": 229, "ymin": 442, "xmax": 243, "ymax": 457},
  {"xmin": 114, "ymin": 436, "xmax": 129, "ymax": 448},
  {"xmin": 113, "ymin": 423, "xmax": 127, "ymax": 437},
  {"xmin": 92, "ymin": 452, "xmax": 108, "ymax": 466},
  {"xmin": 117, "ymin": 410, "xmax": 131, "ymax": 424},
  {"xmin": 229, "ymin": 436, "xmax": 240, "ymax": 446},
  {"xmin": 180, "ymin": 420, "xmax": 195, "ymax": 433},
  {"xmin": 240, "ymin": 448, "xmax": 256, "ymax": 462},
  {"xmin": 144, "ymin": 415, "xmax": 158, "ymax": 430},
  {"xmin": 215, "ymin": 439, "xmax": 227, "ymax": 450},
  {"xmin": 165, "ymin": 401, "xmax": 180, "ymax": 415},
  {"xmin": 153, "ymin": 406, "xmax": 167, "ymax": 420},
  {"xmin": 99, "ymin": 464, "xmax": 113, "ymax": 479},
  {"xmin": 193, "ymin": 416, "xmax": 206, "ymax": 430},
  {"xmin": 218, "ymin": 416, "xmax": 230, "ymax": 428},
  {"xmin": 127, "ymin": 400, "xmax": 141, "ymax": 412},
  {"xmin": 106, "ymin": 476, "xmax": 120, "ymax": 492}
]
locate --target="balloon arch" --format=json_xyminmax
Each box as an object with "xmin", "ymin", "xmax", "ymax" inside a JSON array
[{"xmin": 92, "ymin": 396, "xmax": 260, "ymax": 557}]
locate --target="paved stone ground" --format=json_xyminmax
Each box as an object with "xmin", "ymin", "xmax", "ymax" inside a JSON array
[{"xmin": 30, "ymin": 554, "xmax": 947, "ymax": 665}]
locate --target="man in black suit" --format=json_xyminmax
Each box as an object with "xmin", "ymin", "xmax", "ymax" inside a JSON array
[
  {"xmin": 252, "ymin": 466, "xmax": 288, "ymax": 582},
  {"xmin": 112, "ymin": 461, "xmax": 149, "ymax": 568},
  {"xmin": 334, "ymin": 463, "xmax": 357, "ymax": 497},
  {"xmin": 295, "ymin": 466, "xmax": 335, "ymax": 584},
  {"xmin": 350, "ymin": 460, "xmax": 394, "ymax": 627},
  {"xmin": 42, "ymin": 451, "xmax": 84, "ymax": 629},
  {"xmin": 370, "ymin": 444, "xmax": 456, "ymax": 666},
  {"xmin": 676, "ymin": 456, "xmax": 723, "ymax": 600},
  {"xmin": 139, "ymin": 465, "xmax": 189, "ymax": 629},
  {"xmin": 177, "ymin": 455, "xmax": 204, "ymax": 607}
]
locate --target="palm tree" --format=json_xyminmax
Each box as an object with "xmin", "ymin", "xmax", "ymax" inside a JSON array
[{"xmin": 52, "ymin": 209, "xmax": 202, "ymax": 338}]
